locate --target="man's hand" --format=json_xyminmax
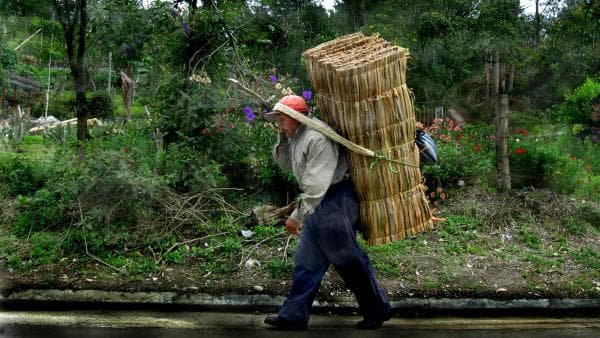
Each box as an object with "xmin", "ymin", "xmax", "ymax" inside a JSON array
[{"xmin": 285, "ymin": 217, "xmax": 301, "ymax": 235}]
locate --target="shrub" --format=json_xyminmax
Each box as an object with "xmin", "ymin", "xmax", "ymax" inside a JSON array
[
  {"xmin": 161, "ymin": 142, "xmax": 228, "ymax": 192},
  {"xmin": 27, "ymin": 231, "xmax": 61, "ymax": 266},
  {"xmin": 557, "ymin": 78, "xmax": 600, "ymax": 135},
  {"xmin": 1, "ymin": 157, "xmax": 45, "ymax": 196},
  {"xmin": 86, "ymin": 92, "xmax": 114, "ymax": 120},
  {"xmin": 31, "ymin": 91, "xmax": 75, "ymax": 120},
  {"xmin": 510, "ymin": 139, "xmax": 559, "ymax": 188},
  {"xmin": 265, "ymin": 258, "xmax": 294, "ymax": 279},
  {"xmin": 421, "ymin": 120, "xmax": 495, "ymax": 187},
  {"xmin": 0, "ymin": 45, "xmax": 18, "ymax": 70},
  {"xmin": 14, "ymin": 188, "xmax": 66, "ymax": 236},
  {"xmin": 575, "ymin": 176, "xmax": 600, "ymax": 203}
]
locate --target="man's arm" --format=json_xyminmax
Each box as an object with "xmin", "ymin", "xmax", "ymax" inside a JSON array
[
  {"xmin": 272, "ymin": 133, "xmax": 292, "ymax": 171},
  {"xmin": 289, "ymin": 133, "xmax": 338, "ymax": 224}
]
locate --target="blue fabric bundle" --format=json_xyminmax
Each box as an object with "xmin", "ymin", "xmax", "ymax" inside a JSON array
[{"xmin": 415, "ymin": 130, "xmax": 438, "ymax": 164}]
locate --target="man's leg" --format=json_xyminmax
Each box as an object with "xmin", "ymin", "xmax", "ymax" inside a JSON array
[
  {"xmin": 274, "ymin": 219, "xmax": 329, "ymax": 327},
  {"xmin": 315, "ymin": 183, "xmax": 391, "ymax": 322}
]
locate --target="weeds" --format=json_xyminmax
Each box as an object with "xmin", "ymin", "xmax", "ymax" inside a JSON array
[
  {"xmin": 572, "ymin": 246, "xmax": 600, "ymax": 270},
  {"xmin": 265, "ymin": 258, "xmax": 294, "ymax": 279}
]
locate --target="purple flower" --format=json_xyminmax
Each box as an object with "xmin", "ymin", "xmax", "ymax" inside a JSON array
[
  {"xmin": 269, "ymin": 75, "xmax": 278, "ymax": 83},
  {"xmin": 243, "ymin": 106, "xmax": 255, "ymax": 122},
  {"xmin": 182, "ymin": 23, "xmax": 191, "ymax": 35},
  {"xmin": 303, "ymin": 90, "xmax": 313, "ymax": 101}
]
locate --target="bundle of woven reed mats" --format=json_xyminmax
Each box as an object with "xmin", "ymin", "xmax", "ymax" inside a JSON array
[{"xmin": 303, "ymin": 32, "xmax": 435, "ymax": 246}]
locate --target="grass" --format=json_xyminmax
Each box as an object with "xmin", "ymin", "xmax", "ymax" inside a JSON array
[
  {"xmin": 0, "ymin": 121, "xmax": 599, "ymax": 299},
  {"xmin": 265, "ymin": 258, "xmax": 294, "ymax": 279},
  {"xmin": 572, "ymin": 246, "xmax": 600, "ymax": 270}
]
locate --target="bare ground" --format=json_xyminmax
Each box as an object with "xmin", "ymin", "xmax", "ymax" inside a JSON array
[{"xmin": 1, "ymin": 185, "xmax": 599, "ymax": 300}]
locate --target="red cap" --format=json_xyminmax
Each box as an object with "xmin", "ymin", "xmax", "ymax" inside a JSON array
[
  {"xmin": 278, "ymin": 95, "xmax": 308, "ymax": 113},
  {"xmin": 264, "ymin": 95, "xmax": 308, "ymax": 121}
]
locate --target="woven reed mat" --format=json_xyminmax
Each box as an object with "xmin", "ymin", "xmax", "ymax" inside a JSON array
[{"xmin": 303, "ymin": 32, "xmax": 435, "ymax": 246}]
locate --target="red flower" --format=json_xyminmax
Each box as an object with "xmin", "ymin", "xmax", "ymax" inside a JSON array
[
  {"xmin": 514, "ymin": 128, "xmax": 528, "ymax": 137},
  {"xmin": 473, "ymin": 144, "xmax": 482, "ymax": 152},
  {"xmin": 514, "ymin": 147, "xmax": 527, "ymax": 155}
]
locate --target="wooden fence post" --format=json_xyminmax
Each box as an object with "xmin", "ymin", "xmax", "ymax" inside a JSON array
[{"xmin": 496, "ymin": 94, "xmax": 511, "ymax": 193}]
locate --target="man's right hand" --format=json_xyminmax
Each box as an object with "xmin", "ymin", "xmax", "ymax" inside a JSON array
[{"xmin": 285, "ymin": 217, "xmax": 301, "ymax": 235}]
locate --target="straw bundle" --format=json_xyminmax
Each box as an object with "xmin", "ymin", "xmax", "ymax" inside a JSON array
[{"xmin": 303, "ymin": 32, "xmax": 434, "ymax": 246}]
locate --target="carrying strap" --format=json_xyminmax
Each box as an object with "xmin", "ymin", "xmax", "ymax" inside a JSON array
[{"xmin": 273, "ymin": 103, "xmax": 418, "ymax": 168}]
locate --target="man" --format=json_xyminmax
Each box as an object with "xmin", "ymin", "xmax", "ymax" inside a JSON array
[{"xmin": 263, "ymin": 94, "xmax": 392, "ymax": 330}]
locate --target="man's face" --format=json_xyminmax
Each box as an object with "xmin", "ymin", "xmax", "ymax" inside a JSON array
[{"xmin": 275, "ymin": 114, "xmax": 300, "ymax": 138}]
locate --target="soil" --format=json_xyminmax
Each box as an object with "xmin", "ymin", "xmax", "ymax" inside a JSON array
[{"xmin": 1, "ymin": 185, "xmax": 599, "ymax": 301}]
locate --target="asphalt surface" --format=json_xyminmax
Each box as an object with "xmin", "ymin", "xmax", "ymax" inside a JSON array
[
  {"xmin": 1, "ymin": 310, "xmax": 599, "ymax": 338},
  {"xmin": 1, "ymin": 289, "xmax": 599, "ymax": 337}
]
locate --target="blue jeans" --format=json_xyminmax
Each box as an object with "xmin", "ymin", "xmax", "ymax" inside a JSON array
[{"xmin": 277, "ymin": 180, "xmax": 391, "ymax": 326}]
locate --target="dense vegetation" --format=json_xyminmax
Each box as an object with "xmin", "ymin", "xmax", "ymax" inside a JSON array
[{"xmin": 0, "ymin": 0, "xmax": 598, "ymax": 295}]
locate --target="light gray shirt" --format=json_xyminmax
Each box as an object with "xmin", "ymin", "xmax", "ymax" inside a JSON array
[{"xmin": 273, "ymin": 117, "xmax": 350, "ymax": 223}]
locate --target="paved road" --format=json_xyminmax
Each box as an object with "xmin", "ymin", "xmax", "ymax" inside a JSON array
[{"xmin": 1, "ymin": 310, "xmax": 598, "ymax": 337}]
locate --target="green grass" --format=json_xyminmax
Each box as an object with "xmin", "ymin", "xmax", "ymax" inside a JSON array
[
  {"xmin": 515, "ymin": 226, "xmax": 542, "ymax": 249},
  {"xmin": 572, "ymin": 246, "xmax": 600, "ymax": 270},
  {"xmin": 524, "ymin": 252, "xmax": 565, "ymax": 273},
  {"xmin": 265, "ymin": 258, "xmax": 294, "ymax": 279}
]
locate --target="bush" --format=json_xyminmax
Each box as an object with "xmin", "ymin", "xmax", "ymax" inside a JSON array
[
  {"xmin": 27, "ymin": 231, "xmax": 61, "ymax": 266},
  {"xmin": 0, "ymin": 45, "xmax": 18, "ymax": 70},
  {"xmin": 557, "ymin": 78, "xmax": 600, "ymax": 134},
  {"xmin": 265, "ymin": 258, "xmax": 294, "ymax": 279},
  {"xmin": 161, "ymin": 142, "xmax": 228, "ymax": 192},
  {"xmin": 575, "ymin": 176, "xmax": 600, "ymax": 203},
  {"xmin": 151, "ymin": 73, "xmax": 282, "ymax": 194},
  {"xmin": 14, "ymin": 188, "xmax": 67, "ymax": 236},
  {"xmin": 0, "ymin": 157, "xmax": 45, "ymax": 196},
  {"xmin": 421, "ymin": 119, "xmax": 495, "ymax": 187},
  {"xmin": 508, "ymin": 128, "xmax": 596, "ymax": 193},
  {"xmin": 86, "ymin": 92, "xmax": 114, "ymax": 120},
  {"xmin": 31, "ymin": 91, "xmax": 75, "ymax": 120}
]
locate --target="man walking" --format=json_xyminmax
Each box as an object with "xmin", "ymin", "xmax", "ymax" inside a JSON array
[{"xmin": 263, "ymin": 94, "xmax": 392, "ymax": 330}]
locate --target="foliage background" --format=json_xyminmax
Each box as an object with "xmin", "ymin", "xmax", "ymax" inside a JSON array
[{"xmin": 0, "ymin": 0, "xmax": 598, "ymax": 294}]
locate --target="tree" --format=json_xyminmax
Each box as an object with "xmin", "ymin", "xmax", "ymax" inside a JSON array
[
  {"xmin": 0, "ymin": 0, "xmax": 54, "ymax": 17},
  {"xmin": 52, "ymin": 0, "xmax": 88, "ymax": 159}
]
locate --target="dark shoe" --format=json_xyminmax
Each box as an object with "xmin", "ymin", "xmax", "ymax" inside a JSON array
[
  {"xmin": 264, "ymin": 315, "xmax": 307, "ymax": 331},
  {"xmin": 356, "ymin": 311, "xmax": 392, "ymax": 330},
  {"xmin": 356, "ymin": 318, "xmax": 384, "ymax": 329}
]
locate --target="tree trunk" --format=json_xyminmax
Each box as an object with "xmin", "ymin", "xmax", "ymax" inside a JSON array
[
  {"xmin": 492, "ymin": 50, "xmax": 500, "ymax": 98},
  {"xmin": 485, "ymin": 52, "xmax": 491, "ymax": 100},
  {"xmin": 107, "ymin": 51, "xmax": 112, "ymax": 94},
  {"xmin": 500, "ymin": 62, "xmax": 506, "ymax": 93},
  {"xmin": 507, "ymin": 64, "xmax": 514, "ymax": 93},
  {"xmin": 53, "ymin": 0, "xmax": 88, "ymax": 160},
  {"xmin": 75, "ymin": 91, "xmax": 87, "ymax": 160},
  {"xmin": 534, "ymin": 0, "xmax": 541, "ymax": 46},
  {"xmin": 496, "ymin": 94, "xmax": 511, "ymax": 193},
  {"xmin": 72, "ymin": 62, "xmax": 87, "ymax": 161}
]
